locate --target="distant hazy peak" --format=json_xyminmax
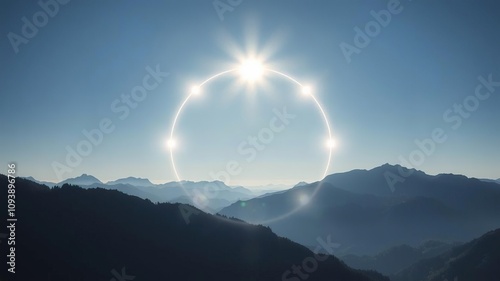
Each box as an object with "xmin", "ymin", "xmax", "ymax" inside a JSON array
[{"xmin": 107, "ymin": 176, "xmax": 154, "ymax": 187}]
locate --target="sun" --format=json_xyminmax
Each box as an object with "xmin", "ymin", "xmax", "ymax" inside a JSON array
[
  {"xmin": 167, "ymin": 139, "xmax": 176, "ymax": 149},
  {"xmin": 301, "ymin": 85, "xmax": 312, "ymax": 95},
  {"xmin": 191, "ymin": 85, "xmax": 201, "ymax": 95},
  {"xmin": 239, "ymin": 59, "xmax": 264, "ymax": 82},
  {"xmin": 326, "ymin": 138, "xmax": 336, "ymax": 148}
]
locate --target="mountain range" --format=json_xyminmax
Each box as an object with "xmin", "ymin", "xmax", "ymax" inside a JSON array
[
  {"xmin": 219, "ymin": 164, "xmax": 500, "ymax": 256},
  {"xmin": 0, "ymin": 175, "xmax": 388, "ymax": 281},
  {"xmin": 7, "ymin": 164, "xmax": 500, "ymax": 280},
  {"xmin": 23, "ymin": 175, "xmax": 266, "ymax": 212},
  {"xmin": 23, "ymin": 168, "xmax": 500, "ymax": 217}
]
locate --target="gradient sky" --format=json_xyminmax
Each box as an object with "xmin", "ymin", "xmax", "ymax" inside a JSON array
[{"xmin": 1, "ymin": 0, "xmax": 499, "ymax": 185}]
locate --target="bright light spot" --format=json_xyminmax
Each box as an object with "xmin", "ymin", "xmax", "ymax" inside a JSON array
[
  {"xmin": 302, "ymin": 86, "xmax": 312, "ymax": 95},
  {"xmin": 193, "ymin": 193, "xmax": 208, "ymax": 208},
  {"xmin": 298, "ymin": 193, "xmax": 310, "ymax": 205},
  {"xmin": 167, "ymin": 139, "xmax": 176, "ymax": 149},
  {"xmin": 191, "ymin": 85, "xmax": 201, "ymax": 95},
  {"xmin": 240, "ymin": 60, "xmax": 263, "ymax": 82},
  {"xmin": 326, "ymin": 138, "xmax": 336, "ymax": 149}
]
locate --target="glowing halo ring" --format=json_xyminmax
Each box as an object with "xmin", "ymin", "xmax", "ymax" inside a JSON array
[{"xmin": 169, "ymin": 67, "xmax": 334, "ymax": 224}]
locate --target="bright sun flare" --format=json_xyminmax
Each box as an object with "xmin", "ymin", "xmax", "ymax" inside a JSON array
[
  {"xmin": 302, "ymin": 85, "xmax": 312, "ymax": 95},
  {"xmin": 191, "ymin": 85, "xmax": 201, "ymax": 95},
  {"xmin": 167, "ymin": 139, "xmax": 176, "ymax": 149},
  {"xmin": 239, "ymin": 59, "xmax": 264, "ymax": 82},
  {"xmin": 326, "ymin": 138, "xmax": 336, "ymax": 148}
]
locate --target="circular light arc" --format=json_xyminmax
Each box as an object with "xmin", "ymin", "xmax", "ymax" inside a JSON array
[
  {"xmin": 169, "ymin": 67, "xmax": 332, "ymax": 181},
  {"xmin": 169, "ymin": 66, "xmax": 334, "ymax": 224}
]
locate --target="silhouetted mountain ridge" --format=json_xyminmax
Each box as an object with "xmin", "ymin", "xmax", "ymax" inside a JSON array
[
  {"xmin": 46, "ymin": 176, "xmax": 258, "ymax": 212},
  {"xmin": 340, "ymin": 240, "xmax": 460, "ymax": 275},
  {"xmin": 58, "ymin": 173, "xmax": 102, "ymax": 186},
  {"xmin": 220, "ymin": 164, "xmax": 500, "ymax": 255},
  {"xmin": 0, "ymin": 175, "xmax": 388, "ymax": 281},
  {"xmin": 393, "ymin": 228, "xmax": 500, "ymax": 281}
]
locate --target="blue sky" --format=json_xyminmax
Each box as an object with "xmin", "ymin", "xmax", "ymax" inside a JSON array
[{"xmin": 1, "ymin": 0, "xmax": 499, "ymax": 185}]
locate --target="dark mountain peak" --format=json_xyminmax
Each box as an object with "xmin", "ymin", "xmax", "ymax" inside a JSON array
[
  {"xmin": 370, "ymin": 163, "xmax": 425, "ymax": 177},
  {"xmin": 294, "ymin": 181, "xmax": 309, "ymax": 187},
  {"xmin": 58, "ymin": 173, "xmax": 102, "ymax": 186},
  {"xmin": 434, "ymin": 173, "xmax": 469, "ymax": 180},
  {"xmin": 324, "ymin": 163, "xmax": 424, "ymax": 182},
  {"xmin": 379, "ymin": 163, "xmax": 394, "ymax": 169},
  {"xmin": 322, "ymin": 163, "xmax": 498, "ymax": 198}
]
